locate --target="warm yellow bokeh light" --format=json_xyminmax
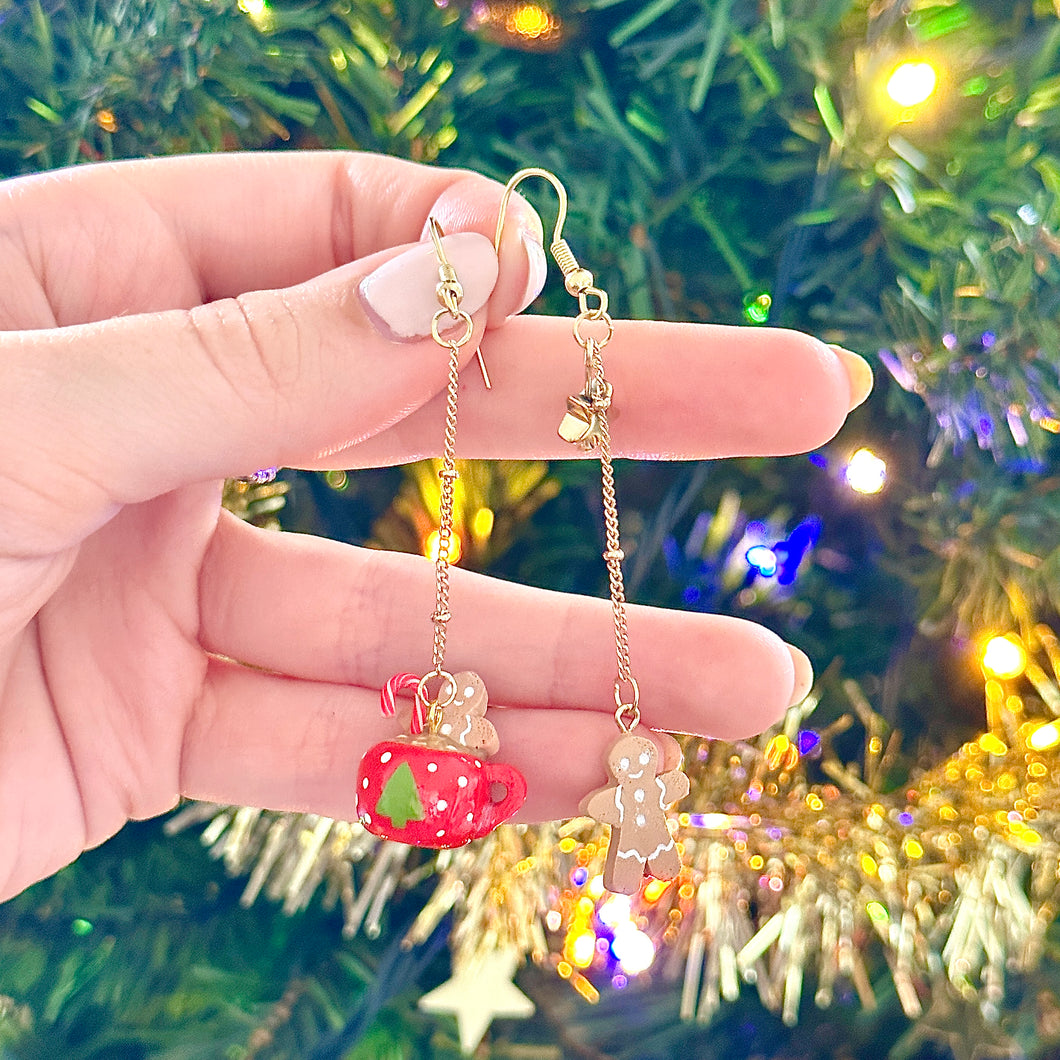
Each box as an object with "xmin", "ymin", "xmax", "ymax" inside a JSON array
[
  {"xmin": 1028, "ymin": 721, "xmax": 1060, "ymax": 752},
  {"xmin": 422, "ymin": 529, "xmax": 462, "ymax": 565},
  {"xmin": 981, "ymin": 635, "xmax": 1027, "ymax": 679},
  {"xmin": 568, "ymin": 928, "xmax": 596, "ymax": 968},
  {"xmin": 844, "ymin": 448, "xmax": 887, "ymax": 494},
  {"xmin": 508, "ymin": 2, "xmax": 555, "ymax": 39},
  {"xmin": 471, "ymin": 506, "xmax": 495, "ymax": 541},
  {"xmin": 886, "ymin": 61, "xmax": 938, "ymax": 107}
]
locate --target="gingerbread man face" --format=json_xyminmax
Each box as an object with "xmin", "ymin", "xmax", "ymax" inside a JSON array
[
  {"xmin": 580, "ymin": 731, "xmax": 690, "ymax": 895},
  {"xmin": 608, "ymin": 737, "xmax": 657, "ymax": 783},
  {"xmin": 437, "ymin": 670, "xmax": 500, "ymax": 758}
]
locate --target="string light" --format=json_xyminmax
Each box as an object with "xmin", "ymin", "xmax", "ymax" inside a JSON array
[
  {"xmin": 422, "ymin": 529, "xmax": 463, "ymax": 565},
  {"xmin": 745, "ymin": 544, "xmax": 779, "ymax": 577},
  {"xmin": 886, "ymin": 61, "xmax": 938, "ymax": 107},
  {"xmin": 237, "ymin": 0, "xmax": 272, "ymax": 29},
  {"xmin": 471, "ymin": 506, "xmax": 495, "ymax": 541},
  {"xmin": 610, "ymin": 923, "xmax": 656, "ymax": 974},
  {"xmin": 981, "ymin": 635, "xmax": 1027, "ymax": 679},
  {"xmin": 1028, "ymin": 721, "xmax": 1060, "ymax": 752},
  {"xmin": 844, "ymin": 448, "xmax": 887, "ymax": 494},
  {"xmin": 742, "ymin": 292, "xmax": 772, "ymax": 324}
]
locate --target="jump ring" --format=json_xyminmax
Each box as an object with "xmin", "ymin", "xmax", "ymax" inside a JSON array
[
  {"xmin": 613, "ymin": 676, "xmax": 640, "ymax": 732},
  {"xmin": 414, "ymin": 669, "xmax": 458, "ymax": 735},
  {"xmin": 417, "ymin": 669, "xmax": 458, "ymax": 711},
  {"xmin": 431, "ymin": 308, "xmax": 474, "ymax": 348},
  {"xmin": 573, "ymin": 312, "xmax": 614, "ymax": 348}
]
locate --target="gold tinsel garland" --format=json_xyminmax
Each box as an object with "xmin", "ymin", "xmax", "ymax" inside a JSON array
[
  {"xmin": 184, "ymin": 477, "xmax": 1060, "ymax": 1049},
  {"xmin": 168, "ymin": 618, "xmax": 1060, "ymax": 1043}
]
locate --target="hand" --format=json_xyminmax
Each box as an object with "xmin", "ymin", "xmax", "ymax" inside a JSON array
[{"xmin": 0, "ymin": 151, "xmax": 871, "ymax": 900}]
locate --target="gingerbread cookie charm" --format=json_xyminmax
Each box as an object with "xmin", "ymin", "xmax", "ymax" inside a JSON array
[
  {"xmin": 580, "ymin": 732, "xmax": 689, "ymax": 894},
  {"xmin": 436, "ymin": 670, "xmax": 500, "ymax": 757}
]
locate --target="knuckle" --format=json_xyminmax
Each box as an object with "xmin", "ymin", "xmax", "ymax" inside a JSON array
[{"xmin": 186, "ymin": 291, "xmax": 304, "ymax": 408}]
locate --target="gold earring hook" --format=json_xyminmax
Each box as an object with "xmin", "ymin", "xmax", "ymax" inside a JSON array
[
  {"xmin": 493, "ymin": 168, "xmax": 596, "ymax": 300},
  {"xmin": 427, "ymin": 216, "xmax": 491, "ymax": 388}
]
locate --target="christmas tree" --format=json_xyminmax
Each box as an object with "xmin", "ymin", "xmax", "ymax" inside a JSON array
[{"xmin": 2, "ymin": 1, "xmax": 1060, "ymax": 1057}]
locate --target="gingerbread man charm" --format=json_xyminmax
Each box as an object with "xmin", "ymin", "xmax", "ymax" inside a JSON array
[
  {"xmin": 435, "ymin": 670, "xmax": 500, "ymax": 757},
  {"xmin": 580, "ymin": 732, "xmax": 689, "ymax": 895}
]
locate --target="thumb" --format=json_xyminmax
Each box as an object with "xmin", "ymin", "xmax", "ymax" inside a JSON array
[{"xmin": 0, "ymin": 232, "xmax": 498, "ymax": 553}]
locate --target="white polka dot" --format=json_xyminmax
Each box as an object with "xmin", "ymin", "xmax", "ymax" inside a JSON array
[
  {"xmin": 437, "ymin": 799, "xmax": 448, "ymax": 811},
  {"xmin": 380, "ymin": 751, "xmax": 392, "ymax": 764},
  {"xmin": 362, "ymin": 813, "xmax": 372, "ymax": 824},
  {"xmin": 634, "ymin": 789, "xmax": 645, "ymax": 802},
  {"xmin": 436, "ymin": 829, "xmax": 446, "ymax": 838},
  {"xmin": 362, "ymin": 777, "xmax": 370, "ymax": 789},
  {"xmin": 474, "ymin": 760, "xmax": 482, "ymax": 769},
  {"xmin": 636, "ymin": 814, "xmax": 646, "ymax": 827},
  {"xmin": 427, "ymin": 762, "xmax": 438, "ymax": 773},
  {"xmin": 466, "ymin": 812, "xmax": 474, "ymax": 822},
  {"xmin": 457, "ymin": 776, "xmax": 468, "ymax": 788}
]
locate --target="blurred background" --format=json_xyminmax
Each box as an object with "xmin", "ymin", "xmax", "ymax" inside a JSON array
[{"xmin": 1, "ymin": 0, "xmax": 1060, "ymax": 1057}]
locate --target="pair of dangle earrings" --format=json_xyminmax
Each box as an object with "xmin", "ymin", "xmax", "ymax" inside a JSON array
[{"xmin": 355, "ymin": 169, "xmax": 689, "ymax": 895}]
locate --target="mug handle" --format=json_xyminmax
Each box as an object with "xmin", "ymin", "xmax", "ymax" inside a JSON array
[{"xmin": 473, "ymin": 761, "xmax": 528, "ymax": 838}]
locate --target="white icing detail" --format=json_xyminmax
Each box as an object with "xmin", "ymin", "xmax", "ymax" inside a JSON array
[
  {"xmin": 639, "ymin": 751, "xmax": 651, "ymax": 765},
  {"xmin": 636, "ymin": 814, "xmax": 646, "ymax": 827},
  {"xmin": 619, "ymin": 757, "xmax": 630, "ymax": 772},
  {"xmin": 627, "ymin": 769, "xmax": 645, "ymax": 779},
  {"xmin": 613, "ymin": 785, "xmax": 624, "ymax": 823},
  {"xmin": 380, "ymin": 751, "xmax": 392, "ymax": 764},
  {"xmin": 464, "ymin": 685, "xmax": 475, "ymax": 698},
  {"xmin": 457, "ymin": 713, "xmax": 473, "ymax": 744},
  {"xmin": 437, "ymin": 799, "xmax": 448, "ymax": 811},
  {"xmin": 427, "ymin": 762, "xmax": 438, "ymax": 773},
  {"xmin": 618, "ymin": 836, "xmax": 674, "ymax": 861},
  {"xmin": 457, "ymin": 776, "xmax": 468, "ymax": 788},
  {"xmin": 440, "ymin": 723, "xmax": 452, "ymax": 735},
  {"xmin": 633, "ymin": 789, "xmax": 645, "ymax": 802}
]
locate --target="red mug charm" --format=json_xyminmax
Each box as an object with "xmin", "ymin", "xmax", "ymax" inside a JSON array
[{"xmin": 357, "ymin": 733, "xmax": 526, "ymax": 847}]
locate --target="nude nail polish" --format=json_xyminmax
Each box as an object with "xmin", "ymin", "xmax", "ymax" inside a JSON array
[
  {"xmin": 358, "ymin": 232, "xmax": 499, "ymax": 341},
  {"xmin": 786, "ymin": 644, "xmax": 814, "ymax": 707},
  {"xmin": 829, "ymin": 344, "xmax": 874, "ymax": 411}
]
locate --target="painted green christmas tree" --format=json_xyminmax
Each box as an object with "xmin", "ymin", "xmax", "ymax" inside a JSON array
[{"xmin": 375, "ymin": 761, "xmax": 424, "ymax": 829}]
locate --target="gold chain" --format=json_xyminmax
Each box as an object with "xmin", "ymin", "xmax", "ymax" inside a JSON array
[
  {"xmin": 421, "ymin": 219, "xmax": 475, "ymax": 726},
  {"xmin": 575, "ymin": 305, "xmax": 641, "ymax": 734}
]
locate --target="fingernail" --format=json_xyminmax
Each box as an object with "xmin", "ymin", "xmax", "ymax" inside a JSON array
[
  {"xmin": 358, "ymin": 231, "xmax": 499, "ymax": 341},
  {"xmin": 786, "ymin": 644, "xmax": 814, "ymax": 708},
  {"xmin": 517, "ymin": 228, "xmax": 548, "ymax": 314},
  {"xmin": 829, "ymin": 344, "xmax": 874, "ymax": 411}
]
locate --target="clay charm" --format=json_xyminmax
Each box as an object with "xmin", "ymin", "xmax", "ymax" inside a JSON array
[
  {"xmin": 579, "ymin": 732, "xmax": 689, "ymax": 894},
  {"xmin": 358, "ymin": 670, "xmax": 526, "ymax": 848},
  {"xmin": 357, "ymin": 732, "xmax": 526, "ymax": 848},
  {"xmin": 436, "ymin": 670, "xmax": 500, "ymax": 757}
]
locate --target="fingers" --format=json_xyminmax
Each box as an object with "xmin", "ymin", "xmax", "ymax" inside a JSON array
[
  {"xmin": 309, "ymin": 316, "xmax": 866, "ymax": 466},
  {"xmin": 199, "ymin": 513, "xmax": 799, "ymax": 742},
  {"xmin": 0, "ymin": 232, "xmax": 496, "ymax": 554},
  {"xmin": 181, "ymin": 657, "xmax": 682, "ymax": 824},
  {"xmin": 2, "ymin": 152, "xmax": 543, "ymax": 326}
]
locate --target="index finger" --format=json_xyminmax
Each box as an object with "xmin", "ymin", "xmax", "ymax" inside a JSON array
[{"xmin": 3, "ymin": 151, "xmax": 542, "ymax": 326}]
